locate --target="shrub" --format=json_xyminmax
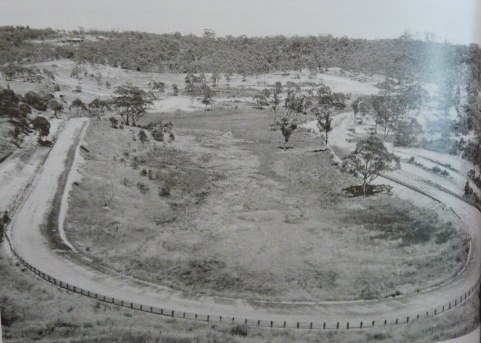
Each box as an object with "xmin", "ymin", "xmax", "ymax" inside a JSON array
[
  {"xmin": 159, "ymin": 185, "xmax": 170, "ymax": 197},
  {"xmin": 0, "ymin": 297, "xmax": 20, "ymax": 327},
  {"xmin": 137, "ymin": 182, "xmax": 149, "ymax": 194},
  {"xmin": 230, "ymin": 325, "xmax": 248, "ymax": 337}
]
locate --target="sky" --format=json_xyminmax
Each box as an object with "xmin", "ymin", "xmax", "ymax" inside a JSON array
[{"xmin": 0, "ymin": 0, "xmax": 479, "ymax": 45}]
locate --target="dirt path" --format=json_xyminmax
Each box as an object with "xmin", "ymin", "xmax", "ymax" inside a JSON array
[{"xmin": 4, "ymin": 116, "xmax": 481, "ymax": 329}]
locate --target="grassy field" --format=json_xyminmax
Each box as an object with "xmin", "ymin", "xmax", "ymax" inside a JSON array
[
  {"xmin": 0, "ymin": 250, "xmax": 478, "ymax": 343},
  {"xmin": 64, "ymin": 103, "xmax": 469, "ymax": 302}
]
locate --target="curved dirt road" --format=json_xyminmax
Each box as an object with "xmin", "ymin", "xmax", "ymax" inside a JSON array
[{"xmin": 5, "ymin": 116, "xmax": 481, "ymax": 329}]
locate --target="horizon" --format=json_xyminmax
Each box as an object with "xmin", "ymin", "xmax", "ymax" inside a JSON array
[{"xmin": 0, "ymin": 0, "xmax": 479, "ymax": 45}]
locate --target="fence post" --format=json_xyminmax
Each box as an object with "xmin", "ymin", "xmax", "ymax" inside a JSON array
[
  {"xmin": 309, "ymin": 322, "xmax": 312, "ymax": 329},
  {"xmin": 384, "ymin": 319, "xmax": 387, "ymax": 326},
  {"xmin": 372, "ymin": 320, "xmax": 375, "ymax": 327},
  {"xmin": 284, "ymin": 321, "xmax": 286, "ymax": 328},
  {"xmin": 258, "ymin": 320, "xmax": 260, "ymax": 326},
  {"xmin": 360, "ymin": 321, "xmax": 363, "ymax": 328},
  {"xmin": 336, "ymin": 322, "xmax": 339, "ymax": 329},
  {"xmin": 219, "ymin": 316, "xmax": 222, "ymax": 322},
  {"xmin": 271, "ymin": 321, "xmax": 274, "ymax": 328},
  {"xmin": 245, "ymin": 319, "xmax": 248, "ymax": 325},
  {"xmin": 297, "ymin": 322, "xmax": 299, "ymax": 329},
  {"xmin": 395, "ymin": 318, "xmax": 398, "ymax": 325},
  {"xmin": 207, "ymin": 315, "xmax": 210, "ymax": 322},
  {"xmin": 407, "ymin": 316, "xmax": 409, "ymax": 323},
  {"xmin": 347, "ymin": 322, "xmax": 349, "ymax": 329},
  {"xmin": 323, "ymin": 322, "xmax": 326, "ymax": 330}
]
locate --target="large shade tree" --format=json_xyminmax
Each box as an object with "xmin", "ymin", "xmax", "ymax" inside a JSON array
[
  {"xmin": 343, "ymin": 135, "xmax": 393, "ymax": 196},
  {"xmin": 112, "ymin": 84, "xmax": 153, "ymax": 126}
]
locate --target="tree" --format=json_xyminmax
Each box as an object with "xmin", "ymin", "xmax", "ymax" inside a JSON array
[
  {"xmin": 138, "ymin": 129, "xmax": 149, "ymax": 148},
  {"xmin": 112, "ymin": 84, "xmax": 153, "ymax": 126},
  {"xmin": 279, "ymin": 117, "xmax": 298, "ymax": 150},
  {"xmin": 23, "ymin": 91, "xmax": 48, "ymax": 111},
  {"xmin": 31, "ymin": 116, "xmax": 50, "ymax": 142},
  {"xmin": 284, "ymin": 90, "xmax": 306, "ymax": 116},
  {"xmin": 48, "ymin": 99, "xmax": 63, "ymax": 117},
  {"xmin": 109, "ymin": 116, "xmax": 118, "ymax": 128},
  {"xmin": 253, "ymin": 88, "xmax": 270, "ymax": 109},
  {"xmin": 270, "ymin": 83, "xmax": 283, "ymax": 126},
  {"xmin": 184, "ymin": 73, "xmax": 201, "ymax": 104},
  {"xmin": 315, "ymin": 109, "xmax": 332, "ymax": 146},
  {"xmin": 211, "ymin": 72, "xmax": 220, "ymax": 87},
  {"xmin": 310, "ymin": 84, "xmax": 345, "ymax": 147},
  {"xmin": 88, "ymin": 98, "xmax": 111, "ymax": 119},
  {"xmin": 201, "ymin": 84, "xmax": 213, "ymax": 109},
  {"xmin": 69, "ymin": 98, "xmax": 87, "ymax": 116},
  {"xmin": 343, "ymin": 135, "xmax": 393, "ymax": 196},
  {"xmin": 0, "ymin": 87, "xmax": 20, "ymax": 117},
  {"xmin": 370, "ymin": 94, "xmax": 399, "ymax": 136},
  {"xmin": 394, "ymin": 118, "xmax": 422, "ymax": 146},
  {"xmin": 172, "ymin": 84, "xmax": 179, "ymax": 96}
]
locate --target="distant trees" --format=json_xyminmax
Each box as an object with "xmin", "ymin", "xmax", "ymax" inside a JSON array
[
  {"xmin": 343, "ymin": 135, "xmax": 393, "ymax": 196},
  {"xmin": 112, "ymin": 84, "xmax": 153, "ymax": 126}
]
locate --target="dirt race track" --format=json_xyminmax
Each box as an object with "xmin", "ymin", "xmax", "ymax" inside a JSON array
[{"xmin": 3, "ymin": 116, "xmax": 481, "ymax": 330}]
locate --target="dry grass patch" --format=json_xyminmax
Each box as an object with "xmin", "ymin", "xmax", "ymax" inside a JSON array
[{"xmin": 65, "ymin": 107, "xmax": 469, "ymax": 302}]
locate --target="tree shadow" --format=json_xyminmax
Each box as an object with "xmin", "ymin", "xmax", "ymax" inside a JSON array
[
  {"xmin": 310, "ymin": 148, "xmax": 329, "ymax": 153},
  {"xmin": 277, "ymin": 146, "xmax": 294, "ymax": 150}
]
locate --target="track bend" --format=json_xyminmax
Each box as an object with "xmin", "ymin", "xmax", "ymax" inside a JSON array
[{"xmin": 5, "ymin": 116, "xmax": 481, "ymax": 329}]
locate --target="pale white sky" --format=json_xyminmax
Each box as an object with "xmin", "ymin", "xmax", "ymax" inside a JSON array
[{"xmin": 0, "ymin": 0, "xmax": 479, "ymax": 44}]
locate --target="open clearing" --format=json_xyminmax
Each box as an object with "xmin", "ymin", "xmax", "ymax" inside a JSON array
[{"xmin": 64, "ymin": 103, "xmax": 468, "ymax": 302}]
